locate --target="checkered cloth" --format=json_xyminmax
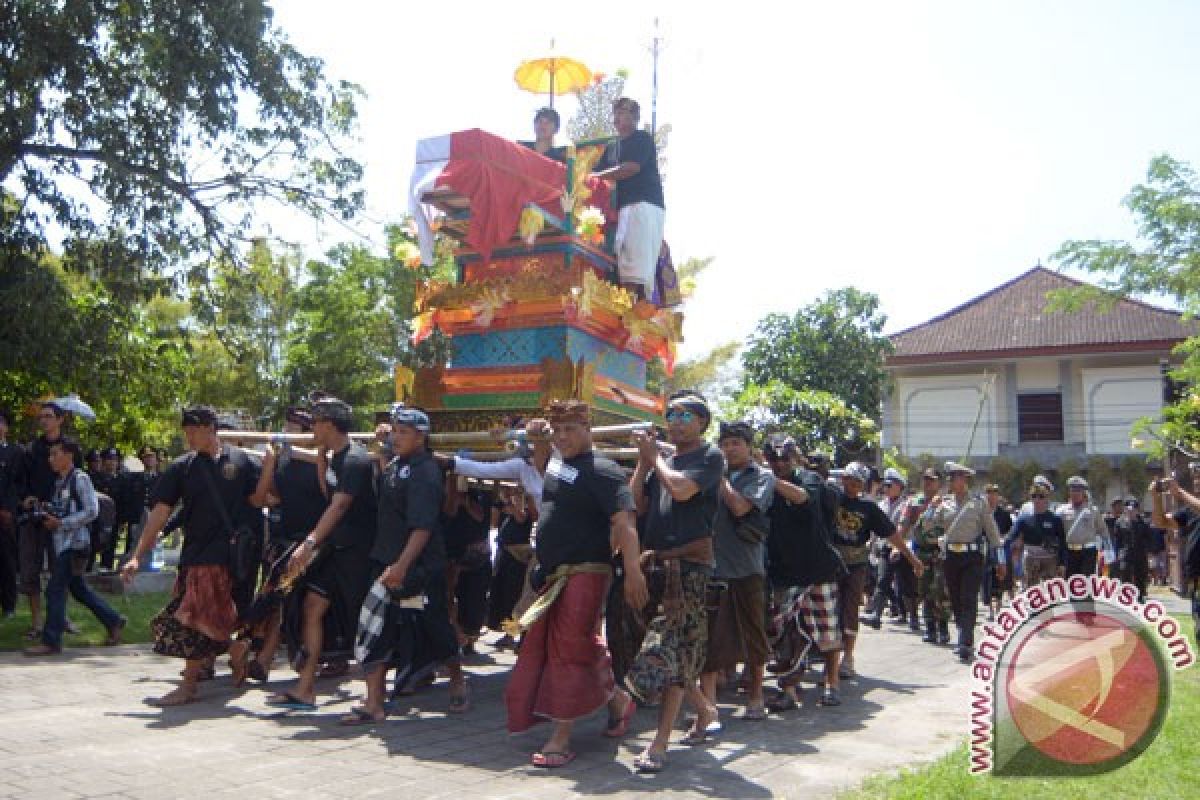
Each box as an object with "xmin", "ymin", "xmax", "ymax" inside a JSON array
[
  {"xmin": 769, "ymin": 582, "xmax": 842, "ymax": 684},
  {"xmin": 796, "ymin": 582, "xmax": 842, "ymax": 653},
  {"xmin": 354, "ymin": 579, "xmax": 390, "ymax": 665}
]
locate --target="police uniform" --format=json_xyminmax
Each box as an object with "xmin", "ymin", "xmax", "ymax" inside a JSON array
[
  {"xmin": 925, "ymin": 462, "xmax": 1002, "ymax": 661},
  {"xmin": 909, "ymin": 490, "xmax": 951, "ymax": 643},
  {"xmin": 1055, "ymin": 479, "xmax": 1109, "ymax": 577}
]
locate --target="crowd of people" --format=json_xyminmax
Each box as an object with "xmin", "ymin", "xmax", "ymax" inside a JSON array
[{"xmin": 4, "ymin": 390, "xmax": 1200, "ymax": 775}]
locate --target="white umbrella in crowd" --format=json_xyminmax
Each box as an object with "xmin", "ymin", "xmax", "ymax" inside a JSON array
[{"xmin": 52, "ymin": 393, "xmax": 96, "ymax": 421}]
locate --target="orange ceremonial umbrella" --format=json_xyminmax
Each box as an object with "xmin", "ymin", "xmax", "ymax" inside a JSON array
[{"xmin": 514, "ymin": 55, "xmax": 592, "ymax": 108}]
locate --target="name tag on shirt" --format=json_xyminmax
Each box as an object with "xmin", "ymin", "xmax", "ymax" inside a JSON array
[{"xmin": 546, "ymin": 457, "xmax": 578, "ymax": 485}]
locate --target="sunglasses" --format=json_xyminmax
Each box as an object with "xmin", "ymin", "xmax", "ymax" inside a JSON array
[
  {"xmin": 665, "ymin": 409, "xmax": 696, "ymax": 423},
  {"xmin": 1031, "ymin": 493, "xmax": 1048, "ymax": 499}
]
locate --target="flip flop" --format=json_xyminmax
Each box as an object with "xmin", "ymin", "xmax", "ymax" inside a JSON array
[
  {"xmin": 603, "ymin": 695, "xmax": 637, "ymax": 738},
  {"xmin": 633, "ymin": 751, "xmax": 666, "ymax": 773},
  {"xmin": 767, "ymin": 693, "xmax": 798, "ymax": 713},
  {"xmin": 339, "ymin": 707, "xmax": 385, "ymax": 726},
  {"xmin": 680, "ymin": 730, "xmax": 710, "ymax": 746},
  {"xmin": 265, "ymin": 692, "xmax": 317, "ymax": 711},
  {"xmin": 531, "ymin": 750, "xmax": 576, "ymax": 768}
]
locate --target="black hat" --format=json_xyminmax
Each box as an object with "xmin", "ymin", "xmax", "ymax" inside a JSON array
[
  {"xmin": 86, "ymin": 448, "xmax": 101, "ymax": 462},
  {"xmin": 717, "ymin": 421, "xmax": 755, "ymax": 444},
  {"xmin": 311, "ymin": 397, "xmax": 354, "ymax": 425},
  {"xmin": 391, "ymin": 406, "xmax": 431, "ymax": 433},
  {"xmin": 181, "ymin": 405, "xmax": 219, "ymax": 427},
  {"xmin": 102, "ymin": 446, "xmax": 120, "ymax": 460},
  {"xmin": 763, "ymin": 434, "xmax": 797, "ymax": 462},
  {"xmin": 285, "ymin": 406, "xmax": 314, "ymax": 429}
]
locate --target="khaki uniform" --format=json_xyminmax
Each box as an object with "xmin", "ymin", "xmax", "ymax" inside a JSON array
[
  {"xmin": 926, "ymin": 492, "xmax": 1002, "ymax": 655},
  {"xmin": 1055, "ymin": 502, "xmax": 1109, "ymax": 577}
]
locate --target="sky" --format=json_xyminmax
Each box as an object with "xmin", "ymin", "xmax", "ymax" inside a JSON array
[{"xmin": 271, "ymin": 1, "xmax": 1200, "ymax": 361}]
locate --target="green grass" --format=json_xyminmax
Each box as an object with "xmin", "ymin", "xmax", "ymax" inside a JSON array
[
  {"xmin": 843, "ymin": 614, "xmax": 1200, "ymax": 800},
  {"xmin": 1, "ymin": 588, "xmax": 172, "ymax": 651}
]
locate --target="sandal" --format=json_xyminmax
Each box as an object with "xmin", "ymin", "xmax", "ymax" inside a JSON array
[
  {"xmin": 247, "ymin": 660, "xmax": 269, "ymax": 683},
  {"xmin": 339, "ymin": 707, "xmax": 385, "ymax": 726},
  {"xmin": 448, "ymin": 684, "xmax": 470, "ymax": 713},
  {"xmin": 634, "ymin": 751, "xmax": 666, "ymax": 773},
  {"xmin": 265, "ymin": 691, "xmax": 317, "ymax": 711},
  {"xmin": 603, "ymin": 693, "xmax": 637, "ymax": 738},
  {"xmin": 531, "ymin": 750, "xmax": 576, "ymax": 768},
  {"xmin": 680, "ymin": 730, "xmax": 710, "ymax": 746},
  {"xmin": 767, "ymin": 693, "xmax": 798, "ymax": 713},
  {"xmin": 740, "ymin": 705, "xmax": 768, "ymax": 721}
]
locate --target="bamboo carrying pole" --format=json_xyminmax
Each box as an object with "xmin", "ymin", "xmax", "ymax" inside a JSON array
[{"xmin": 218, "ymin": 421, "xmax": 656, "ymax": 449}]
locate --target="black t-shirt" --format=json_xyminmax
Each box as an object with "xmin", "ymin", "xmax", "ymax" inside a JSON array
[
  {"xmin": 371, "ymin": 450, "xmax": 445, "ymax": 572},
  {"xmin": 151, "ymin": 446, "xmax": 261, "ymax": 567},
  {"xmin": 536, "ymin": 452, "xmax": 634, "ymax": 575},
  {"xmin": 597, "ymin": 130, "xmax": 664, "ymax": 209},
  {"xmin": 1175, "ymin": 508, "xmax": 1200, "ymax": 579},
  {"xmin": 25, "ymin": 435, "xmax": 64, "ymax": 502},
  {"xmin": 1114, "ymin": 515, "xmax": 1153, "ymax": 560},
  {"xmin": 273, "ymin": 455, "xmax": 328, "ymax": 540},
  {"xmin": 993, "ymin": 508, "xmax": 1013, "ymax": 536},
  {"xmin": 496, "ymin": 513, "xmax": 532, "ymax": 546},
  {"xmin": 327, "ymin": 442, "xmax": 377, "ymax": 550},
  {"xmin": 1011, "ymin": 510, "xmax": 1066, "ymax": 555},
  {"xmin": 518, "ymin": 140, "xmax": 568, "ymax": 163},
  {"xmin": 0, "ymin": 441, "xmax": 25, "ymax": 513},
  {"xmin": 833, "ymin": 494, "xmax": 896, "ymax": 567},
  {"xmin": 766, "ymin": 468, "xmax": 843, "ymax": 586},
  {"xmin": 444, "ymin": 490, "xmax": 490, "ymax": 560},
  {"xmin": 643, "ymin": 443, "xmax": 724, "ymax": 557}
]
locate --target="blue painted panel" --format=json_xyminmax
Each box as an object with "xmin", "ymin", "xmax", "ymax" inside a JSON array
[{"xmin": 450, "ymin": 325, "xmax": 647, "ymax": 389}]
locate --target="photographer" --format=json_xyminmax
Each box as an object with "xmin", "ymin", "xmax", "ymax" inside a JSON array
[
  {"xmin": 1150, "ymin": 465, "xmax": 1200, "ymax": 630},
  {"xmin": 24, "ymin": 438, "xmax": 126, "ymax": 656},
  {"xmin": 1112, "ymin": 498, "xmax": 1152, "ymax": 602}
]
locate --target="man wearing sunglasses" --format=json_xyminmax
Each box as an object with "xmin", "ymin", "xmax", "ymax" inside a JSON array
[
  {"xmin": 626, "ymin": 391, "xmax": 724, "ymax": 773},
  {"xmin": 1007, "ymin": 476, "xmax": 1066, "ymax": 590}
]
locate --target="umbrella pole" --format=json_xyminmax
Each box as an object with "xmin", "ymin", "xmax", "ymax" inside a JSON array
[{"xmin": 549, "ymin": 71, "xmax": 555, "ymax": 108}]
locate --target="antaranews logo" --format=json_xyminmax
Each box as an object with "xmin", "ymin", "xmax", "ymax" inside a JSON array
[{"xmin": 968, "ymin": 576, "xmax": 1194, "ymax": 776}]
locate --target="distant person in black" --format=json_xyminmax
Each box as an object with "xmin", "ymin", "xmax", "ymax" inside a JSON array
[
  {"xmin": 0, "ymin": 408, "xmax": 27, "ymax": 617},
  {"xmin": 518, "ymin": 106, "xmax": 567, "ymax": 163},
  {"xmin": 245, "ymin": 406, "xmax": 329, "ymax": 683},
  {"xmin": 268, "ymin": 397, "xmax": 378, "ymax": 711},
  {"xmin": 18, "ymin": 401, "xmax": 69, "ymax": 636},
  {"xmin": 122, "ymin": 405, "xmax": 271, "ymax": 706},
  {"xmin": 1151, "ymin": 466, "xmax": 1200, "ymax": 635},
  {"xmin": 344, "ymin": 407, "xmax": 466, "ymax": 725},
  {"xmin": 505, "ymin": 400, "xmax": 646, "ymax": 768},
  {"xmin": 762, "ymin": 437, "xmax": 847, "ymax": 709},
  {"xmin": 486, "ymin": 486, "xmax": 532, "ymax": 648},
  {"xmin": 442, "ymin": 480, "xmax": 491, "ymax": 654},
  {"xmin": 1112, "ymin": 498, "xmax": 1152, "ymax": 602},
  {"xmin": 592, "ymin": 97, "xmax": 665, "ymax": 301}
]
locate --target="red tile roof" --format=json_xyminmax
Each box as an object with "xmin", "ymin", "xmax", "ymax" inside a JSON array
[{"xmin": 888, "ymin": 267, "xmax": 1194, "ymax": 364}]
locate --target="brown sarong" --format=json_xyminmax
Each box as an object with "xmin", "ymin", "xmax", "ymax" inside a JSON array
[
  {"xmin": 152, "ymin": 565, "xmax": 237, "ymax": 660},
  {"xmin": 703, "ymin": 573, "xmax": 769, "ymax": 673}
]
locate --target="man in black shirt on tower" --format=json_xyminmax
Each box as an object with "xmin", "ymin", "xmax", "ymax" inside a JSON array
[{"xmin": 592, "ymin": 97, "xmax": 665, "ymax": 302}]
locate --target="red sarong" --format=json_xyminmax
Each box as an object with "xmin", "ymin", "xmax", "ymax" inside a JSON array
[{"xmin": 504, "ymin": 571, "xmax": 614, "ymax": 733}]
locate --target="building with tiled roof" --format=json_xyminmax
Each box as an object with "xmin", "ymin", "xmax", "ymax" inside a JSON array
[{"xmin": 881, "ymin": 267, "xmax": 1194, "ymax": 490}]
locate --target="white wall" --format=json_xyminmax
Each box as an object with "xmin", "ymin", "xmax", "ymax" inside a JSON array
[
  {"xmin": 1080, "ymin": 365, "xmax": 1163, "ymax": 454},
  {"xmin": 893, "ymin": 373, "xmax": 999, "ymax": 457}
]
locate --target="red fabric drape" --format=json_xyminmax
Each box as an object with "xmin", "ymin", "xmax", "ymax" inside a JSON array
[{"xmin": 437, "ymin": 129, "xmax": 611, "ymax": 262}]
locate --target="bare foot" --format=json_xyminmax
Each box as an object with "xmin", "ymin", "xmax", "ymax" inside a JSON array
[
  {"xmin": 149, "ymin": 686, "xmax": 196, "ymax": 707},
  {"xmin": 229, "ymin": 641, "xmax": 250, "ymax": 687}
]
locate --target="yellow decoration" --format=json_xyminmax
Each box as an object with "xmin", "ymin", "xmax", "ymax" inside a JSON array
[
  {"xmin": 518, "ymin": 207, "xmax": 545, "ymax": 245},
  {"xmin": 394, "ymin": 365, "xmax": 415, "ymax": 402},
  {"xmin": 468, "ymin": 287, "xmax": 511, "ymax": 327}
]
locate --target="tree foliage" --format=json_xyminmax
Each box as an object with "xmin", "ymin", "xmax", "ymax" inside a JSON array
[
  {"xmin": 1052, "ymin": 154, "xmax": 1200, "ymax": 457},
  {"xmin": 2, "ymin": 0, "xmax": 363, "ymax": 269},
  {"xmin": 726, "ymin": 380, "xmax": 878, "ymax": 463},
  {"xmin": 741, "ymin": 287, "xmax": 893, "ymax": 420}
]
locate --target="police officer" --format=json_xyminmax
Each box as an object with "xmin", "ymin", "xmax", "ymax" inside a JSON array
[
  {"xmin": 861, "ymin": 467, "xmax": 916, "ymax": 629},
  {"xmin": 1056, "ymin": 475, "xmax": 1109, "ymax": 577},
  {"xmin": 926, "ymin": 462, "xmax": 1005, "ymax": 664},
  {"xmin": 906, "ymin": 468, "xmax": 952, "ymax": 644}
]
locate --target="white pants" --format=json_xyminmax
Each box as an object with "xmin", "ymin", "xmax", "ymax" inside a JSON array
[{"xmin": 613, "ymin": 202, "xmax": 665, "ymax": 292}]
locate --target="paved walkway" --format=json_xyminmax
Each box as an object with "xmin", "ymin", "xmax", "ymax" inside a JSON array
[{"xmin": 0, "ymin": 611, "xmax": 982, "ymax": 800}]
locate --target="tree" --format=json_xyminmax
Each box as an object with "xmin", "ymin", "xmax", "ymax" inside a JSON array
[
  {"xmin": 726, "ymin": 380, "xmax": 878, "ymax": 463},
  {"xmin": 741, "ymin": 287, "xmax": 894, "ymax": 420},
  {"xmin": 1052, "ymin": 154, "xmax": 1200, "ymax": 457},
  {"xmin": 2, "ymin": 0, "xmax": 363, "ymax": 270}
]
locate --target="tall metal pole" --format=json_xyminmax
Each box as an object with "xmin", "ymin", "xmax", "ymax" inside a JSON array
[{"xmin": 651, "ymin": 18, "xmax": 660, "ymax": 134}]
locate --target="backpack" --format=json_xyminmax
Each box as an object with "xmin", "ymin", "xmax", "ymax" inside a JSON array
[{"xmin": 62, "ymin": 470, "xmax": 115, "ymax": 555}]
